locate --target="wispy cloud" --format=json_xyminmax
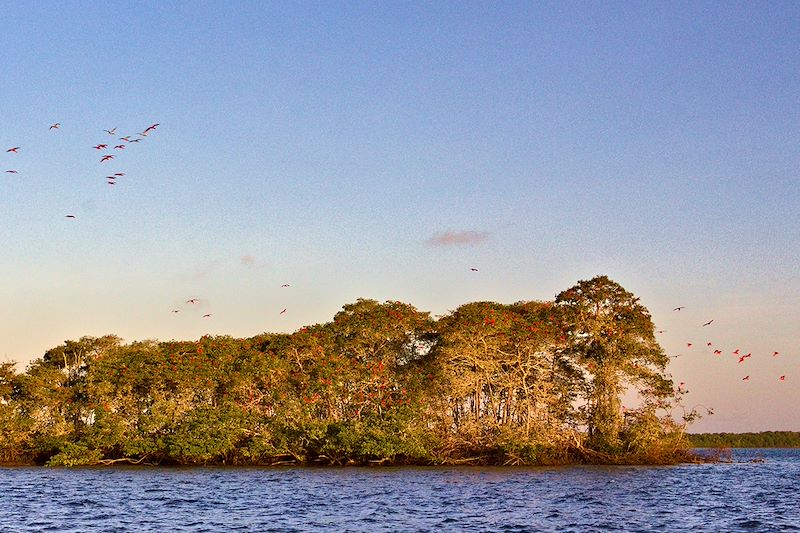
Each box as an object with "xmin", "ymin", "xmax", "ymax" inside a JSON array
[{"xmin": 426, "ymin": 230, "xmax": 489, "ymax": 247}]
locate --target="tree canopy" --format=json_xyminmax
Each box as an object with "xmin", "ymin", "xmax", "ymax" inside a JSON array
[{"xmin": 0, "ymin": 277, "xmax": 696, "ymax": 467}]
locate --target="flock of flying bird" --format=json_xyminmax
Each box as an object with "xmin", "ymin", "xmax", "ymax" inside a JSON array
[
  {"xmin": 668, "ymin": 306, "xmax": 788, "ymax": 387},
  {"xmin": 4, "ymin": 121, "xmax": 160, "ymax": 214},
  {"xmin": 3, "ymin": 122, "xmax": 301, "ymax": 322}
]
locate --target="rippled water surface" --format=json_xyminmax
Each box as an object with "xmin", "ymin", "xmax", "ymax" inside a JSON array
[{"xmin": 1, "ymin": 449, "xmax": 799, "ymax": 532}]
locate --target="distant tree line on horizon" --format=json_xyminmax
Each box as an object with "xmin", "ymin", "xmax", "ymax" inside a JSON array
[
  {"xmin": 689, "ymin": 432, "xmax": 800, "ymax": 448},
  {"xmin": 0, "ymin": 276, "xmax": 700, "ymax": 467}
]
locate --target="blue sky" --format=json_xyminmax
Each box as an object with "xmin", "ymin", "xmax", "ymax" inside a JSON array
[{"xmin": 1, "ymin": 2, "xmax": 798, "ymax": 432}]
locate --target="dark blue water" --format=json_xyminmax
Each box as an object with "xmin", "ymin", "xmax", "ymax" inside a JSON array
[{"xmin": 1, "ymin": 449, "xmax": 798, "ymax": 532}]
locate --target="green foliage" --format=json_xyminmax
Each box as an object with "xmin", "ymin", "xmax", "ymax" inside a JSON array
[
  {"xmin": 47, "ymin": 442, "xmax": 103, "ymax": 467},
  {"xmin": 0, "ymin": 278, "xmax": 694, "ymax": 466},
  {"xmin": 689, "ymin": 432, "xmax": 800, "ymax": 448}
]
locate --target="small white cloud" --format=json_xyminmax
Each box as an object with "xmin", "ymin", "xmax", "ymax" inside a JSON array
[{"xmin": 427, "ymin": 230, "xmax": 489, "ymax": 247}]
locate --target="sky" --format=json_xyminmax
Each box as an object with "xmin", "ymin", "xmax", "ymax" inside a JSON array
[{"xmin": 1, "ymin": 1, "xmax": 798, "ymax": 433}]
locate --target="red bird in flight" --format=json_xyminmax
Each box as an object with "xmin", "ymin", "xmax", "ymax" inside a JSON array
[
  {"xmin": 50, "ymin": 123, "xmax": 60, "ymax": 130},
  {"xmin": 100, "ymin": 155, "xmax": 114, "ymax": 162},
  {"xmin": 780, "ymin": 375, "xmax": 786, "ymax": 381},
  {"xmin": 280, "ymin": 308, "xmax": 287, "ymax": 315},
  {"xmin": 114, "ymin": 145, "xmax": 126, "ymax": 150},
  {"xmin": 104, "ymin": 127, "xmax": 117, "ymax": 135},
  {"xmin": 673, "ymin": 306, "xmax": 685, "ymax": 311},
  {"xmin": 5, "ymin": 170, "xmax": 18, "ymax": 174},
  {"xmin": 93, "ymin": 144, "xmax": 108, "ymax": 150},
  {"xmin": 713, "ymin": 349, "xmax": 722, "ymax": 355},
  {"xmin": 186, "ymin": 298, "xmax": 199, "ymax": 304},
  {"xmin": 6, "ymin": 147, "xmax": 20, "ymax": 153},
  {"xmin": 281, "ymin": 284, "xmax": 290, "ymax": 288},
  {"xmin": 143, "ymin": 123, "xmax": 160, "ymax": 135},
  {"xmin": 773, "ymin": 351, "xmax": 780, "ymax": 357},
  {"xmin": 202, "ymin": 314, "xmax": 212, "ymax": 318},
  {"xmin": 742, "ymin": 375, "xmax": 750, "ymax": 381}
]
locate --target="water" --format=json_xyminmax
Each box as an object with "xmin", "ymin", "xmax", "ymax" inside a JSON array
[{"xmin": 1, "ymin": 449, "xmax": 798, "ymax": 532}]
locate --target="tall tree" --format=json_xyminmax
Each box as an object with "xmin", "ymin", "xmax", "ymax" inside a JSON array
[{"xmin": 555, "ymin": 275, "xmax": 671, "ymax": 451}]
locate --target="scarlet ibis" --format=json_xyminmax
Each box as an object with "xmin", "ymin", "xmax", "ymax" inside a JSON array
[
  {"xmin": 100, "ymin": 155, "xmax": 114, "ymax": 162},
  {"xmin": 281, "ymin": 284, "xmax": 290, "ymax": 287},
  {"xmin": 92, "ymin": 144, "xmax": 108, "ymax": 150},
  {"xmin": 104, "ymin": 127, "xmax": 117, "ymax": 135},
  {"xmin": 120, "ymin": 136, "xmax": 132, "ymax": 142},
  {"xmin": 713, "ymin": 349, "xmax": 722, "ymax": 355},
  {"xmin": 673, "ymin": 306, "xmax": 685, "ymax": 311},
  {"xmin": 5, "ymin": 170, "xmax": 18, "ymax": 173},
  {"xmin": 114, "ymin": 145, "xmax": 126, "ymax": 150},
  {"xmin": 49, "ymin": 123, "xmax": 60, "ymax": 130},
  {"xmin": 702, "ymin": 320, "xmax": 714, "ymax": 327},
  {"xmin": 280, "ymin": 308, "xmax": 287, "ymax": 314},
  {"xmin": 687, "ymin": 343, "xmax": 693, "ymax": 348},
  {"xmin": 733, "ymin": 349, "xmax": 740, "ymax": 355},
  {"xmin": 780, "ymin": 375, "xmax": 786, "ymax": 381},
  {"xmin": 113, "ymin": 173, "xmax": 125, "ymax": 177},
  {"xmin": 773, "ymin": 351, "xmax": 780, "ymax": 357},
  {"xmin": 707, "ymin": 342, "xmax": 713, "ymax": 346},
  {"xmin": 143, "ymin": 123, "xmax": 160, "ymax": 134},
  {"xmin": 742, "ymin": 375, "xmax": 750, "ymax": 381},
  {"xmin": 202, "ymin": 314, "xmax": 212, "ymax": 318},
  {"xmin": 186, "ymin": 298, "xmax": 199, "ymax": 304},
  {"xmin": 6, "ymin": 147, "xmax": 19, "ymax": 153}
]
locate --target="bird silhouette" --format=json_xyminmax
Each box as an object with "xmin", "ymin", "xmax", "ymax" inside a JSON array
[
  {"xmin": 773, "ymin": 351, "xmax": 780, "ymax": 357},
  {"xmin": 470, "ymin": 268, "xmax": 479, "ymax": 272},
  {"xmin": 49, "ymin": 123, "xmax": 60, "ymax": 130},
  {"xmin": 742, "ymin": 375, "xmax": 750, "ymax": 381},
  {"xmin": 104, "ymin": 127, "xmax": 117, "ymax": 135},
  {"xmin": 702, "ymin": 320, "xmax": 714, "ymax": 327},
  {"xmin": 280, "ymin": 308, "xmax": 287, "ymax": 315},
  {"xmin": 100, "ymin": 155, "xmax": 114, "ymax": 162},
  {"xmin": 673, "ymin": 306, "xmax": 685, "ymax": 311},
  {"xmin": 186, "ymin": 298, "xmax": 199, "ymax": 304},
  {"xmin": 65, "ymin": 215, "xmax": 76, "ymax": 219},
  {"xmin": 6, "ymin": 147, "xmax": 20, "ymax": 153},
  {"xmin": 281, "ymin": 284, "xmax": 290, "ymax": 288},
  {"xmin": 202, "ymin": 314, "xmax": 212, "ymax": 318},
  {"xmin": 5, "ymin": 170, "xmax": 18, "ymax": 174},
  {"xmin": 780, "ymin": 375, "xmax": 786, "ymax": 381},
  {"xmin": 114, "ymin": 145, "xmax": 126, "ymax": 150}
]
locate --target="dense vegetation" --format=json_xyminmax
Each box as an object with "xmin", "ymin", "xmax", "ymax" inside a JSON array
[
  {"xmin": 0, "ymin": 276, "xmax": 699, "ymax": 467},
  {"xmin": 689, "ymin": 432, "xmax": 800, "ymax": 448}
]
